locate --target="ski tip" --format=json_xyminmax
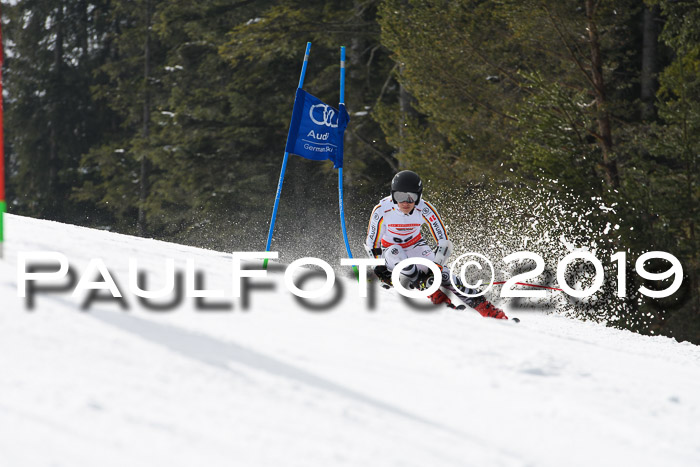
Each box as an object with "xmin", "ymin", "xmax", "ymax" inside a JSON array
[{"xmin": 511, "ymin": 317, "xmax": 520, "ymax": 323}]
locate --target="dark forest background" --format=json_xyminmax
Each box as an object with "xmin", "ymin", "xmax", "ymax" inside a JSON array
[{"xmin": 2, "ymin": 0, "xmax": 698, "ymax": 343}]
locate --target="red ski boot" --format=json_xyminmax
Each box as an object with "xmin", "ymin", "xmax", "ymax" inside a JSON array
[
  {"xmin": 474, "ymin": 300, "xmax": 508, "ymax": 319},
  {"xmin": 428, "ymin": 289, "xmax": 451, "ymax": 305}
]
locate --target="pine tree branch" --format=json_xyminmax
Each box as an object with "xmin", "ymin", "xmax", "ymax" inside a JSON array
[
  {"xmin": 350, "ymin": 129, "xmax": 398, "ymax": 172},
  {"xmin": 440, "ymin": 70, "xmax": 519, "ymax": 122},
  {"xmin": 375, "ymin": 63, "xmax": 398, "ymax": 105},
  {"xmin": 541, "ymin": 5, "xmax": 598, "ymax": 93}
]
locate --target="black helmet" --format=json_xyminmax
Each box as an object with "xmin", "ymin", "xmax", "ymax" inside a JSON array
[{"xmin": 391, "ymin": 170, "xmax": 423, "ymax": 203}]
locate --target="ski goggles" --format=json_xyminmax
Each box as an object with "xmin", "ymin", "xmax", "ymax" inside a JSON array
[{"xmin": 394, "ymin": 191, "xmax": 419, "ymax": 203}]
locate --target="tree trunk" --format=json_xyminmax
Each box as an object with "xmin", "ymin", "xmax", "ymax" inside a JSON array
[
  {"xmin": 138, "ymin": 0, "xmax": 152, "ymax": 236},
  {"xmin": 78, "ymin": 0, "xmax": 89, "ymax": 58},
  {"xmin": 641, "ymin": 4, "xmax": 660, "ymax": 120},
  {"xmin": 398, "ymin": 66, "xmax": 418, "ymax": 169},
  {"xmin": 48, "ymin": 5, "xmax": 64, "ymax": 219},
  {"xmin": 345, "ymin": 10, "xmax": 366, "ymax": 188},
  {"xmin": 585, "ymin": 0, "xmax": 619, "ymax": 189}
]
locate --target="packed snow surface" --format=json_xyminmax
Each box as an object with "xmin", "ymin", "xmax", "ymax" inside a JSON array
[{"xmin": 1, "ymin": 213, "xmax": 699, "ymax": 467}]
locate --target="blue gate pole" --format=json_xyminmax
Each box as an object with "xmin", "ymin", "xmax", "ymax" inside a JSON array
[
  {"xmin": 264, "ymin": 42, "xmax": 312, "ymax": 269},
  {"xmin": 338, "ymin": 46, "xmax": 358, "ymax": 278}
]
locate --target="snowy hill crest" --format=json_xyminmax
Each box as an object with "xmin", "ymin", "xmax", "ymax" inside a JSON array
[{"xmin": 1, "ymin": 214, "xmax": 699, "ymax": 467}]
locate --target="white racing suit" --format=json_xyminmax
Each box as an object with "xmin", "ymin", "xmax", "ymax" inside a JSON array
[{"xmin": 364, "ymin": 196, "xmax": 484, "ymax": 308}]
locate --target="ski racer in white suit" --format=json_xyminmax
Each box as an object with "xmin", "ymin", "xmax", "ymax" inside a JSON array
[{"xmin": 365, "ymin": 170, "xmax": 507, "ymax": 319}]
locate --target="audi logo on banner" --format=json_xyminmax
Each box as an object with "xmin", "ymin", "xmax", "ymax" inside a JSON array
[{"xmin": 309, "ymin": 104, "xmax": 338, "ymax": 128}]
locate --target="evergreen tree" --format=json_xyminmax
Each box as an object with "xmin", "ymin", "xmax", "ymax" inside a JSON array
[
  {"xmin": 376, "ymin": 0, "xmax": 698, "ymax": 341},
  {"xmin": 4, "ymin": 0, "xmax": 113, "ymax": 221},
  {"xmin": 72, "ymin": 0, "xmax": 169, "ymax": 234},
  {"xmin": 638, "ymin": 0, "xmax": 700, "ymax": 341}
]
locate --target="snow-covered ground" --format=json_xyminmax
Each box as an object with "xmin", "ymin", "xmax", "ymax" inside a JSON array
[{"xmin": 1, "ymin": 213, "xmax": 699, "ymax": 467}]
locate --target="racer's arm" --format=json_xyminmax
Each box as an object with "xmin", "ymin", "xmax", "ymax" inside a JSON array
[
  {"xmin": 365, "ymin": 203, "xmax": 385, "ymax": 258},
  {"xmin": 421, "ymin": 200, "xmax": 449, "ymax": 243}
]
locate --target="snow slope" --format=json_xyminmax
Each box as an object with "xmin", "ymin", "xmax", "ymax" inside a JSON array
[{"xmin": 1, "ymin": 213, "xmax": 699, "ymax": 467}]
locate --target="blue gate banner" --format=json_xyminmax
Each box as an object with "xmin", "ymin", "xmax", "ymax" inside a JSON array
[{"xmin": 285, "ymin": 88, "xmax": 349, "ymax": 169}]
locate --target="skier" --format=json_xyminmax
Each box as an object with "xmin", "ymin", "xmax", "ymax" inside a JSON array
[{"xmin": 365, "ymin": 170, "xmax": 508, "ymax": 319}]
